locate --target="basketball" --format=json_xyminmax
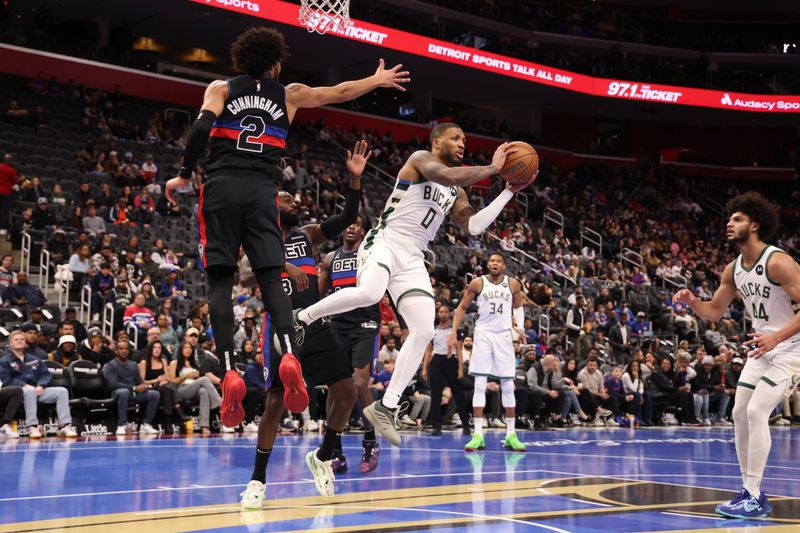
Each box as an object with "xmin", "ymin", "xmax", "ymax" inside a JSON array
[{"xmin": 498, "ymin": 141, "xmax": 539, "ymax": 185}]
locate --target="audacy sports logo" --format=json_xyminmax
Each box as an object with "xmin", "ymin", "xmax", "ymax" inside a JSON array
[
  {"xmin": 720, "ymin": 92, "xmax": 800, "ymax": 111},
  {"xmin": 206, "ymin": 0, "xmax": 260, "ymax": 13}
]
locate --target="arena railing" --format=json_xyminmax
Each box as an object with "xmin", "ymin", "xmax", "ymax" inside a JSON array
[
  {"xmin": 102, "ymin": 303, "xmax": 114, "ymax": 339},
  {"xmin": 580, "ymin": 227, "xmax": 603, "ymax": 257},
  {"xmin": 538, "ymin": 313, "xmax": 550, "ymax": 341},
  {"xmin": 21, "ymin": 232, "xmax": 31, "ymax": 276},
  {"xmin": 57, "ymin": 277, "xmax": 71, "ymax": 312},
  {"xmin": 515, "ymin": 192, "xmax": 529, "ymax": 219},
  {"xmin": 38, "ymin": 248, "xmax": 50, "ymax": 290},
  {"xmin": 543, "ymin": 208, "xmax": 564, "ymax": 232},
  {"xmin": 619, "ymin": 247, "xmax": 644, "ymax": 269},
  {"xmin": 487, "ymin": 233, "xmax": 574, "ymax": 285},
  {"xmin": 80, "ymin": 285, "xmax": 91, "ymax": 326}
]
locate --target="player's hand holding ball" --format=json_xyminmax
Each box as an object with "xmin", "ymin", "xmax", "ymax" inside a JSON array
[{"xmin": 496, "ymin": 141, "xmax": 540, "ymax": 192}]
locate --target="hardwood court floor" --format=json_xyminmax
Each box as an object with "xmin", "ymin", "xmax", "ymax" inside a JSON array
[{"xmin": 2, "ymin": 426, "xmax": 800, "ymax": 532}]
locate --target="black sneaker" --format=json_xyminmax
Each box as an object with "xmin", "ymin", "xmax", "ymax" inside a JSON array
[{"xmin": 430, "ymin": 426, "xmax": 442, "ymax": 436}]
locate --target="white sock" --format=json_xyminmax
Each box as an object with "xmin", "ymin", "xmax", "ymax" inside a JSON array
[
  {"xmin": 506, "ymin": 429, "xmax": 515, "ymax": 439},
  {"xmin": 382, "ymin": 296, "xmax": 435, "ymax": 409},
  {"xmin": 744, "ymin": 475, "xmax": 761, "ymax": 499},
  {"xmin": 474, "ymin": 417, "xmax": 483, "ymax": 435}
]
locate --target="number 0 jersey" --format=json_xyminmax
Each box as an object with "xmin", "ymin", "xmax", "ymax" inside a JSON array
[
  {"xmin": 475, "ymin": 275, "xmax": 514, "ymax": 333},
  {"xmin": 733, "ymin": 245, "xmax": 800, "ymax": 344},
  {"xmin": 364, "ymin": 177, "xmax": 458, "ymax": 251},
  {"xmin": 205, "ymin": 75, "xmax": 290, "ymax": 178}
]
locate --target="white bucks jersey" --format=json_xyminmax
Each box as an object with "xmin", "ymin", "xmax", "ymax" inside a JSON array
[
  {"xmin": 364, "ymin": 178, "xmax": 458, "ymax": 251},
  {"xmin": 734, "ymin": 245, "xmax": 800, "ymax": 342},
  {"xmin": 476, "ymin": 275, "xmax": 513, "ymax": 333}
]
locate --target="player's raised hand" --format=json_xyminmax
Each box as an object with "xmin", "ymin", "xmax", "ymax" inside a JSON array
[
  {"xmin": 490, "ymin": 142, "xmax": 514, "ymax": 174},
  {"xmin": 346, "ymin": 139, "xmax": 373, "ymax": 178},
  {"xmin": 672, "ymin": 289, "xmax": 696, "ymax": 307},
  {"xmin": 374, "ymin": 59, "xmax": 411, "ymax": 91},
  {"xmin": 507, "ymin": 170, "xmax": 539, "ymax": 193}
]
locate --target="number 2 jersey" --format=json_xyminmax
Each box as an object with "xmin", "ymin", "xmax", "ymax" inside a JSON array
[
  {"xmin": 733, "ymin": 245, "xmax": 800, "ymax": 348},
  {"xmin": 205, "ymin": 74, "xmax": 289, "ymax": 178},
  {"xmin": 364, "ymin": 177, "xmax": 459, "ymax": 252}
]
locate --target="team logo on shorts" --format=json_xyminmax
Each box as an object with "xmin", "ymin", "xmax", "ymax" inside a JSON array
[
  {"xmin": 198, "ymin": 243, "xmax": 204, "ymax": 258},
  {"xmin": 756, "ymin": 265, "xmax": 764, "ymax": 275},
  {"xmin": 263, "ymin": 367, "xmax": 270, "ymax": 383}
]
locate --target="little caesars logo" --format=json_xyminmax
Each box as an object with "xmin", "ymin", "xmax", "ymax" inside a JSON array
[{"xmin": 721, "ymin": 93, "xmax": 800, "ymax": 111}]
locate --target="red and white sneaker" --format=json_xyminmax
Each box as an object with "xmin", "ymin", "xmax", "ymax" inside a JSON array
[
  {"xmin": 221, "ymin": 370, "xmax": 246, "ymax": 427},
  {"xmin": 279, "ymin": 353, "xmax": 308, "ymax": 413}
]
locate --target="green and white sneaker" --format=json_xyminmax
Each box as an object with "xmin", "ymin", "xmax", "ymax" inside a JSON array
[
  {"xmin": 240, "ymin": 480, "xmax": 266, "ymax": 510},
  {"xmin": 503, "ymin": 432, "xmax": 526, "ymax": 452},
  {"xmin": 464, "ymin": 433, "xmax": 485, "ymax": 452},
  {"xmin": 305, "ymin": 449, "xmax": 335, "ymax": 497},
  {"xmin": 363, "ymin": 401, "xmax": 401, "ymax": 446}
]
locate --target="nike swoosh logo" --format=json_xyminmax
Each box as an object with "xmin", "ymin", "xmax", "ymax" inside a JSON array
[{"xmin": 791, "ymin": 339, "xmax": 800, "ymax": 344}]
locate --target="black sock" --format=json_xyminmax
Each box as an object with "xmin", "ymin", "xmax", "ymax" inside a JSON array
[
  {"xmin": 251, "ymin": 447, "xmax": 272, "ymax": 483},
  {"xmin": 364, "ymin": 428, "xmax": 376, "ymax": 441},
  {"xmin": 207, "ymin": 266, "xmax": 236, "ymax": 370},
  {"xmin": 334, "ymin": 433, "xmax": 343, "ymax": 453},
  {"xmin": 316, "ymin": 428, "xmax": 341, "ymax": 462}
]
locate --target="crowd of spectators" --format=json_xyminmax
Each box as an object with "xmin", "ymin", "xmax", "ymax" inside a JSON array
[{"xmin": 0, "ymin": 72, "xmax": 799, "ymax": 440}]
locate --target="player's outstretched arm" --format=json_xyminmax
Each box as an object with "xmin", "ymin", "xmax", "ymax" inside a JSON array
[
  {"xmin": 748, "ymin": 253, "xmax": 800, "ymax": 358},
  {"xmin": 408, "ymin": 144, "xmax": 512, "ymax": 188},
  {"xmin": 301, "ymin": 140, "xmax": 370, "ymax": 247},
  {"xmin": 285, "ymin": 59, "xmax": 410, "ymax": 120},
  {"xmin": 449, "ymin": 278, "xmax": 482, "ymax": 355},
  {"xmin": 166, "ymin": 81, "xmax": 227, "ymax": 203},
  {"xmin": 672, "ymin": 261, "xmax": 736, "ymax": 322}
]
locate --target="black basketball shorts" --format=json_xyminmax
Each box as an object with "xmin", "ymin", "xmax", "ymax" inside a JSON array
[{"xmin": 197, "ymin": 173, "xmax": 284, "ymax": 270}]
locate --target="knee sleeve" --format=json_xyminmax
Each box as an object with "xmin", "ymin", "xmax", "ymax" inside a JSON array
[
  {"xmin": 501, "ymin": 379, "xmax": 516, "ymax": 408},
  {"xmin": 473, "ymin": 376, "xmax": 487, "ymax": 408}
]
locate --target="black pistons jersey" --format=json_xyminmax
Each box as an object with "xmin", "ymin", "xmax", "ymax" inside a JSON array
[
  {"xmin": 205, "ymin": 75, "xmax": 290, "ymax": 178},
  {"xmin": 329, "ymin": 246, "xmax": 380, "ymax": 331},
  {"xmin": 282, "ymin": 230, "xmax": 319, "ymax": 309}
]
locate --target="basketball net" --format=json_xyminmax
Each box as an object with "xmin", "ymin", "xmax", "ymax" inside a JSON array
[{"xmin": 298, "ymin": 0, "xmax": 352, "ymax": 35}]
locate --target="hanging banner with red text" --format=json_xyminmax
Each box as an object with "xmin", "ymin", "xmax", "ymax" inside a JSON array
[{"xmin": 189, "ymin": 0, "xmax": 800, "ymax": 113}]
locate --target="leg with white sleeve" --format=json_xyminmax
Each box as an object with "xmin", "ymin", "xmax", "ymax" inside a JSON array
[
  {"xmin": 363, "ymin": 294, "xmax": 435, "ymax": 446},
  {"xmin": 500, "ymin": 378, "xmax": 525, "ymax": 452}
]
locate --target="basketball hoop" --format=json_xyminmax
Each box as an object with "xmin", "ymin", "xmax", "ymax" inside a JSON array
[{"xmin": 298, "ymin": 0, "xmax": 352, "ymax": 35}]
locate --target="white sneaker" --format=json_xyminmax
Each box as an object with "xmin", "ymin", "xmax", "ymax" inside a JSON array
[
  {"xmin": 703, "ymin": 418, "xmax": 712, "ymax": 427},
  {"xmin": 775, "ymin": 418, "xmax": 791, "ymax": 426},
  {"xmin": 714, "ymin": 419, "xmax": 734, "ymax": 426},
  {"xmin": 489, "ymin": 418, "xmax": 507, "ymax": 429},
  {"xmin": 592, "ymin": 418, "xmax": 605, "ymax": 427},
  {"xmin": 220, "ymin": 425, "xmax": 235, "ymax": 433},
  {"xmin": 596, "ymin": 408, "xmax": 612, "ymax": 417},
  {"xmin": 240, "ymin": 480, "xmax": 266, "ymax": 510},
  {"xmin": 605, "ymin": 418, "xmax": 619, "ymax": 427},
  {"xmin": 139, "ymin": 423, "xmax": 159, "ymax": 435},
  {"xmin": 399, "ymin": 415, "xmax": 417, "ymax": 426},
  {"xmin": 116, "ymin": 425, "xmax": 128, "ymax": 436},
  {"xmin": 303, "ymin": 419, "xmax": 320, "ymax": 432},
  {"xmin": 305, "ymin": 449, "xmax": 335, "ymax": 497},
  {"xmin": 27, "ymin": 426, "xmax": 42, "ymax": 439},
  {"xmin": 58, "ymin": 426, "xmax": 78, "ymax": 438},
  {"xmin": 0, "ymin": 424, "xmax": 19, "ymax": 439},
  {"xmin": 242, "ymin": 422, "xmax": 259, "ymax": 433}
]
